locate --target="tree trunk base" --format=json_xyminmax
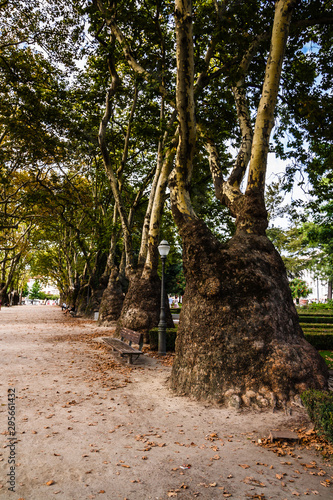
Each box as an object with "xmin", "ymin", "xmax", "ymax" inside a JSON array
[
  {"xmin": 117, "ymin": 271, "xmax": 174, "ymax": 337},
  {"xmin": 98, "ymin": 275, "xmax": 124, "ymax": 323},
  {"xmin": 170, "ymin": 219, "xmax": 328, "ymax": 409}
]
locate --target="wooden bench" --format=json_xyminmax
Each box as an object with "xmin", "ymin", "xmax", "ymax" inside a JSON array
[{"xmin": 102, "ymin": 328, "xmax": 144, "ymax": 364}]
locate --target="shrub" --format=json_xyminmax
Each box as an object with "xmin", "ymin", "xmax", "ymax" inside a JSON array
[
  {"xmin": 304, "ymin": 334, "xmax": 333, "ymax": 350},
  {"xmin": 308, "ymin": 300, "xmax": 333, "ymax": 311},
  {"xmin": 299, "ymin": 315, "xmax": 333, "ymax": 324},
  {"xmin": 149, "ymin": 328, "xmax": 178, "ymax": 352},
  {"xmin": 298, "ymin": 309, "xmax": 333, "ymax": 317},
  {"xmin": 301, "ymin": 323, "xmax": 333, "ymax": 330},
  {"xmin": 319, "ymin": 351, "xmax": 333, "ymax": 369},
  {"xmin": 301, "ymin": 390, "xmax": 333, "ymax": 444}
]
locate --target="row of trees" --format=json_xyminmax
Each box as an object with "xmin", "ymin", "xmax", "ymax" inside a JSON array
[{"xmin": 1, "ymin": 0, "xmax": 332, "ymax": 407}]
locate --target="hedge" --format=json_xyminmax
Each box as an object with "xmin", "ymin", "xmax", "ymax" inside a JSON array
[
  {"xmin": 304, "ymin": 333, "xmax": 333, "ymax": 350},
  {"xmin": 149, "ymin": 328, "xmax": 178, "ymax": 352},
  {"xmin": 301, "ymin": 390, "xmax": 333, "ymax": 444},
  {"xmin": 148, "ymin": 330, "xmax": 333, "ymax": 351},
  {"xmin": 301, "ymin": 325, "xmax": 333, "ymax": 332},
  {"xmin": 298, "ymin": 316, "xmax": 333, "ymax": 324}
]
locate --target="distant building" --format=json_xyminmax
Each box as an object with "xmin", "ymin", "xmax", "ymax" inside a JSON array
[
  {"xmin": 27, "ymin": 278, "xmax": 59, "ymax": 296},
  {"xmin": 301, "ymin": 270, "xmax": 330, "ymax": 302}
]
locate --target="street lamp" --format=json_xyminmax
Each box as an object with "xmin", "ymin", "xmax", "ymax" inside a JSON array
[{"xmin": 158, "ymin": 240, "xmax": 170, "ymax": 355}]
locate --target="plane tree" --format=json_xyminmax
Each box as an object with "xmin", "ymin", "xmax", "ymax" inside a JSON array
[
  {"xmin": 85, "ymin": 0, "xmax": 234, "ymax": 331},
  {"xmin": 0, "ymin": 167, "xmax": 37, "ymax": 302},
  {"xmin": 78, "ymin": 2, "xmax": 179, "ymax": 329},
  {"xmin": 0, "ymin": 0, "xmax": 86, "ymax": 300},
  {"xmin": 167, "ymin": 0, "xmax": 332, "ymax": 407}
]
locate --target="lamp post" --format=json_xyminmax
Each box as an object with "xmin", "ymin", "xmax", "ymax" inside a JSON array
[{"xmin": 158, "ymin": 240, "xmax": 170, "ymax": 355}]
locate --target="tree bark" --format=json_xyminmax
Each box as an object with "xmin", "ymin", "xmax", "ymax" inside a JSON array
[
  {"xmin": 98, "ymin": 268, "xmax": 125, "ymax": 323},
  {"xmin": 170, "ymin": 218, "xmax": 328, "ymax": 407},
  {"xmin": 117, "ymin": 270, "xmax": 174, "ymax": 337}
]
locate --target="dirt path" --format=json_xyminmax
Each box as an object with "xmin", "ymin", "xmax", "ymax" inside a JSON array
[{"xmin": 0, "ymin": 306, "xmax": 332, "ymax": 500}]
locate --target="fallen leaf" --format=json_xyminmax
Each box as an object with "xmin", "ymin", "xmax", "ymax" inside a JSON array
[
  {"xmin": 239, "ymin": 464, "xmax": 250, "ymax": 469},
  {"xmin": 46, "ymin": 480, "xmax": 55, "ymax": 486}
]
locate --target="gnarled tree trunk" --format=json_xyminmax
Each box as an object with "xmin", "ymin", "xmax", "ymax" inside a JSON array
[
  {"xmin": 117, "ymin": 269, "xmax": 174, "ymax": 336},
  {"xmin": 170, "ymin": 217, "xmax": 328, "ymax": 408},
  {"xmin": 99, "ymin": 268, "xmax": 125, "ymax": 323}
]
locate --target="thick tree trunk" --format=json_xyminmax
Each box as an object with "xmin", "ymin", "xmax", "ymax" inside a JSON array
[
  {"xmin": 116, "ymin": 270, "xmax": 174, "ymax": 337},
  {"xmin": 98, "ymin": 269, "xmax": 125, "ymax": 324},
  {"xmin": 0, "ymin": 286, "xmax": 9, "ymax": 305},
  {"xmin": 170, "ymin": 217, "xmax": 328, "ymax": 408}
]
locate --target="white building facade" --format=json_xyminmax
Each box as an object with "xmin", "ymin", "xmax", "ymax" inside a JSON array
[{"xmin": 301, "ymin": 269, "xmax": 330, "ymax": 302}]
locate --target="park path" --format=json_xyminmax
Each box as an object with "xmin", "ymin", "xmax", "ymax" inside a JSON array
[{"xmin": 0, "ymin": 305, "xmax": 332, "ymax": 500}]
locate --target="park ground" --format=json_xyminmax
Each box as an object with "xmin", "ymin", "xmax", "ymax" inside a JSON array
[{"xmin": 0, "ymin": 306, "xmax": 332, "ymax": 500}]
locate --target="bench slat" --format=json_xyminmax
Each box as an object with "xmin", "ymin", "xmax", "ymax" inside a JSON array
[
  {"xmin": 102, "ymin": 327, "xmax": 144, "ymax": 364},
  {"xmin": 102, "ymin": 337, "xmax": 142, "ymax": 354},
  {"xmin": 120, "ymin": 328, "xmax": 142, "ymax": 344}
]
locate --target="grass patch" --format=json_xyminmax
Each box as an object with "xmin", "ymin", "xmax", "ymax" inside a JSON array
[{"xmin": 319, "ymin": 350, "xmax": 333, "ymax": 369}]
